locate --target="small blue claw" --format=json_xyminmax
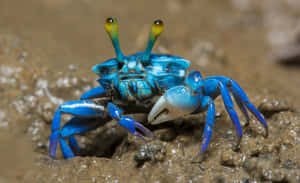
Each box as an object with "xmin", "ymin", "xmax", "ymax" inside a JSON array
[
  {"xmin": 107, "ymin": 103, "xmax": 153, "ymax": 140},
  {"xmin": 118, "ymin": 116, "xmax": 153, "ymax": 141},
  {"xmin": 148, "ymin": 85, "xmax": 201, "ymax": 124}
]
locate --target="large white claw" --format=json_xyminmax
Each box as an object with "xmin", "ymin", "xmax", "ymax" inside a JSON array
[{"xmin": 148, "ymin": 86, "xmax": 201, "ymax": 125}]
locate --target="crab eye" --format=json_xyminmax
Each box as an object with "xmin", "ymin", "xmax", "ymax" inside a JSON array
[
  {"xmin": 105, "ymin": 17, "xmax": 117, "ymax": 32},
  {"xmin": 152, "ymin": 19, "xmax": 164, "ymax": 37},
  {"xmin": 154, "ymin": 19, "xmax": 163, "ymax": 26},
  {"xmin": 106, "ymin": 17, "xmax": 114, "ymax": 24}
]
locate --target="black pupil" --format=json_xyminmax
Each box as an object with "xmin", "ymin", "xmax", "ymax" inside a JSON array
[
  {"xmin": 107, "ymin": 18, "xmax": 114, "ymax": 23},
  {"xmin": 154, "ymin": 20, "xmax": 162, "ymax": 25}
]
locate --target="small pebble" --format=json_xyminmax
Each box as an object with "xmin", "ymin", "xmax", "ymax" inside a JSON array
[{"xmin": 134, "ymin": 141, "xmax": 166, "ymax": 165}]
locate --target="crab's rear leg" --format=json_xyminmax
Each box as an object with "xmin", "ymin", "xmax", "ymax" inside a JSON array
[
  {"xmin": 49, "ymin": 100, "xmax": 108, "ymax": 159},
  {"xmin": 229, "ymin": 80, "xmax": 268, "ymax": 136},
  {"xmin": 217, "ymin": 81, "xmax": 243, "ymax": 150},
  {"xmin": 208, "ymin": 76, "xmax": 268, "ymax": 137}
]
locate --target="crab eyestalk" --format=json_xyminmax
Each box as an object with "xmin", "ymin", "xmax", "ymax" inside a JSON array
[
  {"xmin": 105, "ymin": 17, "xmax": 124, "ymax": 62},
  {"xmin": 142, "ymin": 19, "xmax": 164, "ymax": 63}
]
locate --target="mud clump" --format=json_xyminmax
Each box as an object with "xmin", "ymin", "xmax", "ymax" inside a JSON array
[
  {"xmin": 134, "ymin": 140, "xmax": 166, "ymax": 166},
  {"xmin": 258, "ymin": 99, "xmax": 290, "ymax": 118}
]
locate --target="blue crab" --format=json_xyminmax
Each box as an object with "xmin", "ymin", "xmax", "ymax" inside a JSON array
[{"xmin": 49, "ymin": 17, "xmax": 268, "ymax": 161}]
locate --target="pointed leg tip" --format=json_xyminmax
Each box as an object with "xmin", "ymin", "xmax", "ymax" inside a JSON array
[
  {"xmin": 134, "ymin": 132, "xmax": 147, "ymax": 142},
  {"xmin": 65, "ymin": 154, "xmax": 75, "ymax": 159},
  {"xmin": 244, "ymin": 120, "xmax": 250, "ymax": 127},
  {"xmin": 233, "ymin": 145, "xmax": 241, "ymax": 152},
  {"xmin": 134, "ymin": 122, "xmax": 154, "ymax": 139},
  {"xmin": 49, "ymin": 152, "xmax": 55, "ymax": 159},
  {"xmin": 233, "ymin": 136, "xmax": 242, "ymax": 152},
  {"xmin": 264, "ymin": 127, "xmax": 269, "ymax": 138},
  {"xmin": 191, "ymin": 152, "xmax": 205, "ymax": 164}
]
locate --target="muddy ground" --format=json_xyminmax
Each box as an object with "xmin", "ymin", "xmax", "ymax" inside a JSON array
[{"xmin": 0, "ymin": 0, "xmax": 300, "ymax": 183}]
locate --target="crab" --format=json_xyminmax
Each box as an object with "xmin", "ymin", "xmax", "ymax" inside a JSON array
[{"xmin": 49, "ymin": 17, "xmax": 268, "ymax": 161}]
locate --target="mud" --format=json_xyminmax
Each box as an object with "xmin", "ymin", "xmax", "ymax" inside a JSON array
[{"xmin": 0, "ymin": 0, "xmax": 300, "ymax": 183}]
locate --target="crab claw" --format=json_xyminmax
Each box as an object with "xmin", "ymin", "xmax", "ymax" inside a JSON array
[
  {"xmin": 148, "ymin": 86, "xmax": 201, "ymax": 124},
  {"xmin": 119, "ymin": 117, "xmax": 154, "ymax": 141}
]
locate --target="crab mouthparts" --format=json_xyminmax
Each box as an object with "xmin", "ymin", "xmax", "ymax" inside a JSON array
[{"xmin": 119, "ymin": 73, "xmax": 145, "ymax": 80}]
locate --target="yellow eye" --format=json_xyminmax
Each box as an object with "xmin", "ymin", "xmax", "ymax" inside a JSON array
[
  {"xmin": 152, "ymin": 19, "xmax": 164, "ymax": 38},
  {"xmin": 105, "ymin": 17, "xmax": 117, "ymax": 34}
]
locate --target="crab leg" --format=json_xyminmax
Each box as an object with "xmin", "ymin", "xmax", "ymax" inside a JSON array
[
  {"xmin": 80, "ymin": 85, "xmax": 106, "ymax": 100},
  {"xmin": 207, "ymin": 76, "xmax": 268, "ymax": 136},
  {"xmin": 218, "ymin": 81, "xmax": 243, "ymax": 149},
  {"xmin": 229, "ymin": 80, "xmax": 268, "ymax": 136},
  {"xmin": 68, "ymin": 135, "xmax": 80, "ymax": 155},
  {"xmin": 59, "ymin": 117, "xmax": 104, "ymax": 158},
  {"xmin": 192, "ymin": 96, "xmax": 215, "ymax": 162},
  {"xmin": 232, "ymin": 94, "xmax": 250, "ymax": 123},
  {"xmin": 49, "ymin": 100, "xmax": 107, "ymax": 159}
]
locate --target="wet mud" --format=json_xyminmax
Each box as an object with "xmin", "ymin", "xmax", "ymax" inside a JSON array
[{"xmin": 0, "ymin": 0, "xmax": 300, "ymax": 183}]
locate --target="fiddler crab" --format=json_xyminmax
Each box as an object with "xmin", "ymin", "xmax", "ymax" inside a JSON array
[{"xmin": 49, "ymin": 17, "xmax": 268, "ymax": 162}]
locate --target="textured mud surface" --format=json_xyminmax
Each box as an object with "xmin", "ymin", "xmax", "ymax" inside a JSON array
[{"xmin": 0, "ymin": 0, "xmax": 300, "ymax": 183}]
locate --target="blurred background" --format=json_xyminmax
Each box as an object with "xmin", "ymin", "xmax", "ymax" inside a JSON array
[{"xmin": 0, "ymin": 0, "xmax": 299, "ymax": 182}]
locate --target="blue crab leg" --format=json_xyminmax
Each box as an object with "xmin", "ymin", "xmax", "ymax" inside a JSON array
[
  {"xmin": 68, "ymin": 136, "xmax": 80, "ymax": 155},
  {"xmin": 218, "ymin": 81, "xmax": 243, "ymax": 149},
  {"xmin": 208, "ymin": 76, "xmax": 268, "ymax": 136},
  {"xmin": 192, "ymin": 96, "xmax": 215, "ymax": 162},
  {"xmin": 232, "ymin": 94, "xmax": 250, "ymax": 123},
  {"xmin": 58, "ymin": 117, "xmax": 104, "ymax": 158},
  {"xmin": 205, "ymin": 76, "xmax": 250, "ymax": 123},
  {"xmin": 108, "ymin": 102, "xmax": 153, "ymax": 140},
  {"xmin": 229, "ymin": 80, "xmax": 268, "ymax": 136},
  {"xmin": 80, "ymin": 85, "xmax": 106, "ymax": 100},
  {"xmin": 60, "ymin": 117, "xmax": 102, "ymax": 138},
  {"xmin": 49, "ymin": 100, "xmax": 107, "ymax": 158}
]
